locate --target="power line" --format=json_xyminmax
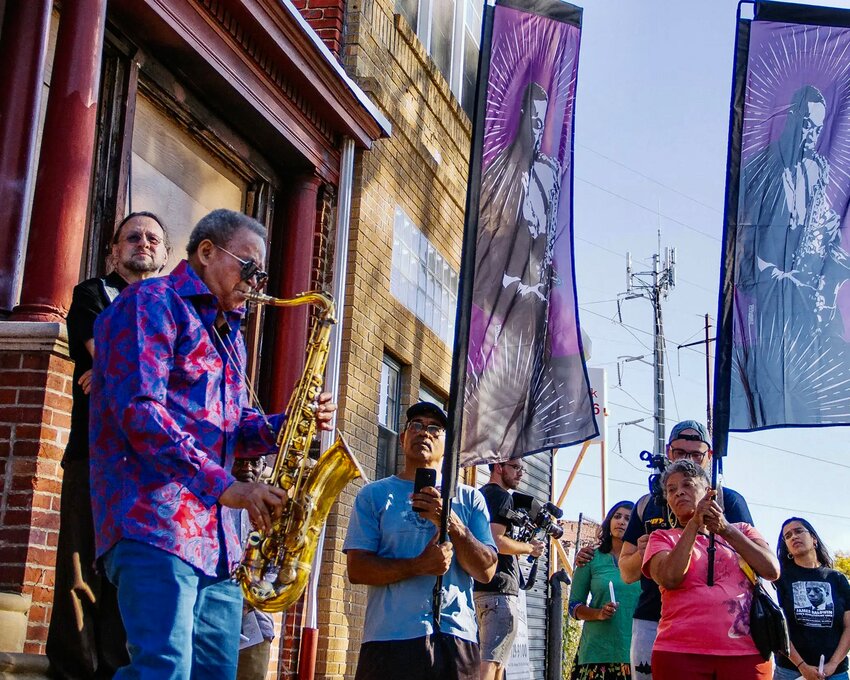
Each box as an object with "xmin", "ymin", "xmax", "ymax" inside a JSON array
[
  {"xmin": 576, "ymin": 176, "xmax": 720, "ymax": 242},
  {"xmin": 727, "ymin": 435, "xmax": 850, "ymax": 470},
  {"xmin": 576, "ymin": 236, "xmax": 654, "ymax": 266},
  {"xmin": 747, "ymin": 501, "xmax": 850, "ymax": 523},
  {"xmin": 576, "ymin": 143, "xmax": 722, "ymax": 215},
  {"xmin": 609, "ymin": 408, "xmax": 850, "ymax": 471},
  {"xmin": 580, "ymin": 298, "xmax": 621, "ymax": 306},
  {"xmin": 580, "ymin": 306, "xmax": 654, "ymax": 343},
  {"xmin": 556, "ymin": 471, "xmax": 850, "ymax": 522}
]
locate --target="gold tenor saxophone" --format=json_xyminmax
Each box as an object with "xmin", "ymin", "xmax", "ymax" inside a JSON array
[{"xmin": 233, "ymin": 290, "xmax": 364, "ymax": 612}]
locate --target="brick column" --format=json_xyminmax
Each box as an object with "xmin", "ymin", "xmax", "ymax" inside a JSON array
[
  {"xmin": 268, "ymin": 175, "xmax": 323, "ymax": 414},
  {"xmin": 0, "ymin": 0, "xmax": 51, "ymax": 314},
  {"xmin": 13, "ymin": 0, "xmax": 106, "ymax": 322},
  {"xmin": 0, "ymin": 323, "xmax": 72, "ymax": 653}
]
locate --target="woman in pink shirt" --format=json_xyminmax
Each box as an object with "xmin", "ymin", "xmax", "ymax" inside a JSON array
[{"xmin": 641, "ymin": 460, "xmax": 780, "ymax": 680}]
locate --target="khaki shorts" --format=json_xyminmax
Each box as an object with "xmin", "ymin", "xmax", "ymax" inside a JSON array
[{"xmin": 474, "ymin": 592, "xmax": 519, "ymax": 665}]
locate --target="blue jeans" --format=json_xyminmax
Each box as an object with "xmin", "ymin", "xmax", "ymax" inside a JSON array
[
  {"xmin": 104, "ymin": 539, "xmax": 242, "ymax": 680},
  {"xmin": 774, "ymin": 665, "xmax": 849, "ymax": 680}
]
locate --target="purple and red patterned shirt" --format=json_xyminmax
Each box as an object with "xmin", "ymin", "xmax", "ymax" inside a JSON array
[{"xmin": 90, "ymin": 260, "xmax": 284, "ymax": 576}]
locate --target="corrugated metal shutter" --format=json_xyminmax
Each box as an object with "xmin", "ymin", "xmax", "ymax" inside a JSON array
[{"xmin": 476, "ymin": 450, "xmax": 554, "ymax": 680}]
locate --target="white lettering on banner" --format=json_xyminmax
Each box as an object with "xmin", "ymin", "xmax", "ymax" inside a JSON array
[{"xmin": 588, "ymin": 367, "xmax": 608, "ymax": 443}]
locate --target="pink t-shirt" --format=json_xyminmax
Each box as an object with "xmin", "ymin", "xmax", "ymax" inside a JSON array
[{"xmin": 641, "ymin": 522, "xmax": 763, "ymax": 656}]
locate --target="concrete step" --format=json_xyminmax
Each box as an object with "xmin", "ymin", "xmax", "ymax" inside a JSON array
[{"xmin": 0, "ymin": 653, "xmax": 51, "ymax": 680}]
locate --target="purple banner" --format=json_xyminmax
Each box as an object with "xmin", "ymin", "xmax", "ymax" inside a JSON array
[
  {"xmin": 730, "ymin": 16, "xmax": 850, "ymax": 429},
  {"xmin": 460, "ymin": 0, "xmax": 596, "ymax": 466}
]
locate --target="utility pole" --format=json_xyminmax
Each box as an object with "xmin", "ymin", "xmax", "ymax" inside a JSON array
[
  {"xmin": 676, "ymin": 313, "xmax": 715, "ymax": 434},
  {"xmin": 621, "ymin": 233, "xmax": 676, "ymax": 456}
]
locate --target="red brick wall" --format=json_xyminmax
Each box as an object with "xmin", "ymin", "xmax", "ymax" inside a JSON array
[
  {"xmin": 0, "ymin": 349, "xmax": 72, "ymax": 653},
  {"xmin": 293, "ymin": 0, "xmax": 345, "ymax": 56}
]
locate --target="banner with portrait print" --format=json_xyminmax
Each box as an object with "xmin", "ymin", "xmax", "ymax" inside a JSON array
[
  {"xmin": 715, "ymin": 1, "xmax": 850, "ymax": 445},
  {"xmin": 453, "ymin": 0, "xmax": 596, "ymax": 468}
]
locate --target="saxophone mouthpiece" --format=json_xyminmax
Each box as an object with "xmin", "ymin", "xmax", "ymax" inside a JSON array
[{"xmin": 244, "ymin": 291, "xmax": 277, "ymax": 305}]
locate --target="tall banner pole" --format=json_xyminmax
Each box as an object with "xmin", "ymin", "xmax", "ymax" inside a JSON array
[
  {"xmin": 710, "ymin": 0, "xmax": 751, "ymax": 585},
  {"xmin": 433, "ymin": 0, "xmax": 495, "ymax": 629},
  {"xmin": 458, "ymin": 0, "xmax": 594, "ymax": 473},
  {"xmin": 433, "ymin": 0, "xmax": 591, "ymax": 626},
  {"xmin": 714, "ymin": 0, "xmax": 850, "ymax": 581}
]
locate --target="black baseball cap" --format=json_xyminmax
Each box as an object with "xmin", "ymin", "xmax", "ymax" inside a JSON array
[{"xmin": 405, "ymin": 401, "xmax": 448, "ymax": 428}]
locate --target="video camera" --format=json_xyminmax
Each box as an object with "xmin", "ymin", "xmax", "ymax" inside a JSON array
[
  {"xmin": 640, "ymin": 449, "xmax": 668, "ymax": 506},
  {"xmin": 501, "ymin": 493, "xmax": 564, "ymax": 590},
  {"xmin": 504, "ymin": 492, "xmax": 564, "ymax": 545}
]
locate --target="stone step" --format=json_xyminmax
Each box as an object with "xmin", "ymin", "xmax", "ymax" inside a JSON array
[{"xmin": 0, "ymin": 653, "xmax": 51, "ymax": 680}]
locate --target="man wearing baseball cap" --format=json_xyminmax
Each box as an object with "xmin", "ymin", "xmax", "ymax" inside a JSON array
[
  {"xmin": 573, "ymin": 421, "xmax": 753, "ymax": 680},
  {"xmin": 344, "ymin": 401, "xmax": 497, "ymax": 679}
]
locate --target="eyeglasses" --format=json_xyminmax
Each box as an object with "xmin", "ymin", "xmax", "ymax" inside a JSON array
[
  {"xmin": 406, "ymin": 421, "xmax": 446, "ymax": 437},
  {"xmin": 215, "ymin": 245, "xmax": 269, "ymax": 288},
  {"xmin": 502, "ymin": 462, "xmax": 525, "ymax": 473},
  {"xmin": 120, "ymin": 231, "xmax": 163, "ymax": 247},
  {"xmin": 669, "ymin": 448, "xmax": 708, "ymax": 464},
  {"xmin": 783, "ymin": 527, "xmax": 810, "ymax": 542}
]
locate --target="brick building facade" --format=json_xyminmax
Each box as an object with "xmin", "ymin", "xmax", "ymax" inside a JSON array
[{"xmin": 314, "ymin": 0, "xmax": 479, "ymax": 676}]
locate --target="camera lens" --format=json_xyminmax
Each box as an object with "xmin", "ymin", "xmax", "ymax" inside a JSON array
[{"xmin": 547, "ymin": 524, "xmax": 564, "ymax": 540}]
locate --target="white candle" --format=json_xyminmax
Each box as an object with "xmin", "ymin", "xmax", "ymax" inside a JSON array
[
  {"xmin": 819, "ymin": 654, "xmax": 825, "ymax": 675},
  {"xmin": 608, "ymin": 580, "xmax": 617, "ymax": 605}
]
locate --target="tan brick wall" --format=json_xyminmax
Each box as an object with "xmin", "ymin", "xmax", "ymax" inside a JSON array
[
  {"xmin": 314, "ymin": 0, "xmax": 473, "ymax": 675},
  {"xmin": 0, "ymin": 348, "xmax": 72, "ymax": 654}
]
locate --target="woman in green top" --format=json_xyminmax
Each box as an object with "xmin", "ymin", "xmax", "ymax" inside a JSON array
[{"xmin": 568, "ymin": 501, "xmax": 641, "ymax": 680}]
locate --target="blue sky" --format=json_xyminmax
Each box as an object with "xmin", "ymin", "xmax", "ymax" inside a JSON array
[{"xmin": 555, "ymin": 0, "xmax": 850, "ymax": 553}]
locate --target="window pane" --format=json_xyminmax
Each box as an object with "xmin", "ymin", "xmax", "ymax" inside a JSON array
[
  {"xmin": 419, "ymin": 384, "xmax": 446, "ymax": 409},
  {"xmin": 390, "ymin": 207, "xmax": 459, "ymax": 347},
  {"xmin": 379, "ymin": 355, "xmax": 401, "ymax": 431},
  {"xmin": 378, "ymin": 355, "xmax": 402, "ymax": 478},
  {"xmin": 377, "ymin": 426, "xmax": 398, "ymax": 479},
  {"xmin": 431, "ymin": 0, "xmax": 455, "ymax": 80},
  {"xmin": 130, "ymin": 96, "xmax": 247, "ymax": 273},
  {"xmin": 397, "ymin": 0, "xmax": 419, "ymax": 32},
  {"xmin": 465, "ymin": 0, "xmax": 482, "ymax": 38},
  {"xmin": 461, "ymin": 28, "xmax": 479, "ymax": 117}
]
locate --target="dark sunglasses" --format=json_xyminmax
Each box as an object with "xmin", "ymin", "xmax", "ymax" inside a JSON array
[{"xmin": 215, "ymin": 245, "xmax": 269, "ymax": 287}]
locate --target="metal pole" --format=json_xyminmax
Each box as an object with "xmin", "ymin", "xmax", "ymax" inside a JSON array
[
  {"xmin": 298, "ymin": 137, "xmax": 356, "ymax": 680},
  {"xmin": 705, "ymin": 314, "xmax": 713, "ymax": 434},
  {"xmin": 653, "ymin": 253, "xmax": 666, "ymax": 456},
  {"xmin": 575, "ymin": 512, "xmax": 584, "ymax": 561},
  {"xmin": 555, "ymin": 440, "xmax": 592, "ymax": 507},
  {"xmin": 600, "ymin": 440, "xmax": 607, "ymax": 519},
  {"xmin": 707, "ymin": 456, "xmax": 719, "ymax": 586}
]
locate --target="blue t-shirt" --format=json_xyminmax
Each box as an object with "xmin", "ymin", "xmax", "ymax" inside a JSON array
[{"xmin": 343, "ymin": 475, "xmax": 496, "ymax": 643}]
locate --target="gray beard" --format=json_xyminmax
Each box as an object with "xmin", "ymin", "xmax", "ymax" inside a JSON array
[{"xmin": 123, "ymin": 258, "xmax": 160, "ymax": 274}]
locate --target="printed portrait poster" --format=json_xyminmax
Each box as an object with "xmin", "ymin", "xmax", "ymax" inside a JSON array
[
  {"xmin": 791, "ymin": 580, "xmax": 835, "ymax": 627},
  {"xmin": 730, "ymin": 16, "xmax": 850, "ymax": 429},
  {"xmin": 461, "ymin": 0, "xmax": 596, "ymax": 466}
]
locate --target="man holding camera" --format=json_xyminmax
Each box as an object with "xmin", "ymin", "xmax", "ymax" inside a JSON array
[
  {"xmin": 474, "ymin": 460, "xmax": 546, "ymax": 680},
  {"xmin": 344, "ymin": 401, "xmax": 497, "ymax": 680},
  {"xmin": 618, "ymin": 420, "xmax": 753, "ymax": 680}
]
